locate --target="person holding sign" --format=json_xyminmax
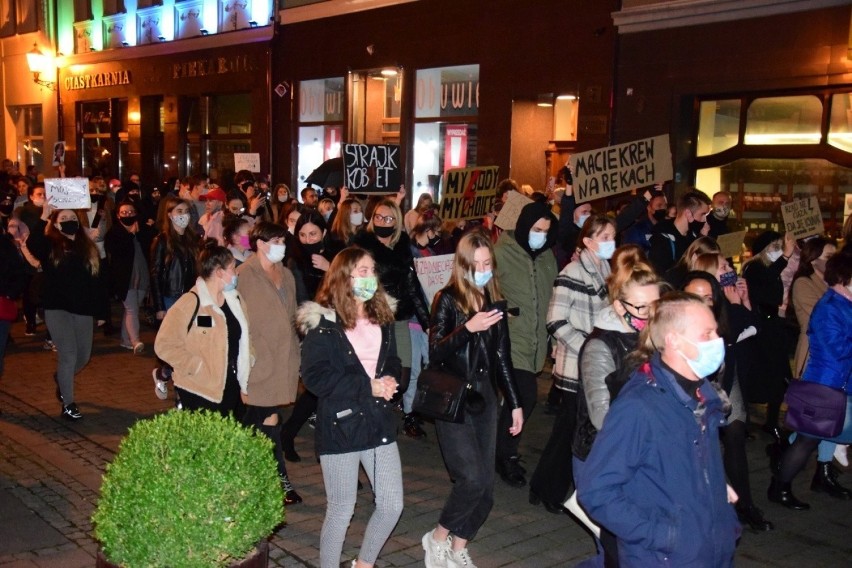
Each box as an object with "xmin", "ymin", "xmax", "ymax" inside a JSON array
[
  {"xmin": 742, "ymin": 231, "xmax": 797, "ymax": 438},
  {"xmin": 648, "ymin": 190, "xmax": 712, "ymax": 275},
  {"xmin": 25, "ymin": 204, "xmax": 107, "ymax": 421}
]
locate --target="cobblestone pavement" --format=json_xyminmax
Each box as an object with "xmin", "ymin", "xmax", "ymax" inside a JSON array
[{"xmin": 1, "ymin": 317, "xmax": 850, "ymax": 567}]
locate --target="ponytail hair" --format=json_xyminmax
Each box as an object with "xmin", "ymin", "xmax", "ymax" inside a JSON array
[{"xmin": 607, "ymin": 244, "xmax": 660, "ymax": 304}]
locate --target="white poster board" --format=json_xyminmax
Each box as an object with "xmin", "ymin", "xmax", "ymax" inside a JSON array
[
  {"xmin": 414, "ymin": 254, "xmax": 455, "ymax": 307},
  {"xmin": 781, "ymin": 197, "xmax": 824, "ymax": 240},
  {"xmin": 495, "ymin": 191, "xmax": 533, "ymax": 230},
  {"xmin": 570, "ymin": 134, "xmax": 672, "ymax": 204},
  {"xmin": 234, "ymin": 153, "xmax": 261, "ymax": 173},
  {"xmin": 45, "ymin": 177, "xmax": 91, "ymax": 209}
]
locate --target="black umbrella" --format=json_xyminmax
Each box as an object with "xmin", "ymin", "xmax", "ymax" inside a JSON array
[{"xmin": 304, "ymin": 157, "xmax": 344, "ymax": 189}]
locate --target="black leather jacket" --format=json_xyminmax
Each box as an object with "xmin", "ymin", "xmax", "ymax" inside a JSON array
[
  {"xmin": 429, "ymin": 289, "xmax": 521, "ymax": 409},
  {"xmin": 352, "ymin": 230, "xmax": 430, "ymax": 328},
  {"xmin": 149, "ymin": 233, "xmax": 197, "ymax": 312}
]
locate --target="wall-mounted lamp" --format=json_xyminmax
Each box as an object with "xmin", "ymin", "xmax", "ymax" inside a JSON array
[
  {"xmin": 158, "ymin": 35, "xmax": 166, "ymax": 42},
  {"xmin": 26, "ymin": 44, "xmax": 56, "ymax": 91},
  {"xmin": 248, "ymin": 20, "xmax": 258, "ymax": 28},
  {"xmin": 537, "ymin": 93, "xmax": 554, "ymax": 107},
  {"xmin": 199, "ymin": 29, "xmax": 209, "ymax": 36}
]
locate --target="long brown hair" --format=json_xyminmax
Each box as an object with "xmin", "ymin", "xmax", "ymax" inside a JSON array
[
  {"xmin": 46, "ymin": 209, "xmax": 100, "ymax": 275},
  {"xmin": 314, "ymin": 246, "xmax": 395, "ymax": 330},
  {"xmin": 330, "ymin": 198, "xmax": 362, "ymax": 244},
  {"xmin": 159, "ymin": 196, "xmax": 200, "ymax": 260},
  {"xmin": 445, "ymin": 229, "xmax": 503, "ymax": 315}
]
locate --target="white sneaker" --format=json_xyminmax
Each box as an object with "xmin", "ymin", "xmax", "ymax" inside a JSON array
[
  {"xmin": 835, "ymin": 445, "xmax": 849, "ymax": 467},
  {"xmin": 422, "ymin": 530, "xmax": 451, "ymax": 568},
  {"xmin": 152, "ymin": 369, "xmax": 168, "ymax": 400},
  {"xmin": 446, "ymin": 547, "xmax": 477, "ymax": 568}
]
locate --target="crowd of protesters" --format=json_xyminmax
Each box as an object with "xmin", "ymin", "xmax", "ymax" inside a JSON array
[{"xmin": 1, "ymin": 157, "xmax": 851, "ymax": 568}]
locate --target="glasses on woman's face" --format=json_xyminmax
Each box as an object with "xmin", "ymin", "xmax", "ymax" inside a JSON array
[
  {"xmin": 620, "ymin": 299, "xmax": 651, "ymax": 316},
  {"xmin": 373, "ymin": 213, "xmax": 396, "ymax": 225}
]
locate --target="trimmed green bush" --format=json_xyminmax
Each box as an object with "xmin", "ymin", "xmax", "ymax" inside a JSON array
[{"xmin": 93, "ymin": 410, "xmax": 284, "ymax": 567}]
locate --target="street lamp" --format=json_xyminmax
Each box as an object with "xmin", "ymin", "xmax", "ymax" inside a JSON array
[{"xmin": 26, "ymin": 43, "xmax": 56, "ymax": 91}]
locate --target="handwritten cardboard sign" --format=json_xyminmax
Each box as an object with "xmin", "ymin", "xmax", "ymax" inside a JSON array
[
  {"xmin": 716, "ymin": 230, "xmax": 747, "ymax": 259},
  {"xmin": 234, "ymin": 153, "xmax": 261, "ymax": 173},
  {"xmin": 781, "ymin": 197, "xmax": 824, "ymax": 239},
  {"xmin": 342, "ymin": 144, "xmax": 401, "ymax": 193},
  {"xmin": 570, "ymin": 134, "xmax": 672, "ymax": 204},
  {"xmin": 495, "ymin": 190, "xmax": 533, "ymax": 230},
  {"xmin": 414, "ymin": 254, "xmax": 455, "ymax": 307},
  {"xmin": 45, "ymin": 177, "xmax": 91, "ymax": 209},
  {"xmin": 438, "ymin": 166, "xmax": 499, "ymax": 222}
]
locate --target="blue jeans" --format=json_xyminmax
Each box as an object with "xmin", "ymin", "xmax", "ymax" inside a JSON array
[{"xmin": 402, "ymin": 324, "xmax": 428, "ymax": 413}]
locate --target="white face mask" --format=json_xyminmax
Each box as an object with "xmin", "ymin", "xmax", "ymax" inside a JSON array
[
  {"xmin": 265, "ymin": 242, "xmax": 286, "ymax": 263},
  {"xmin": 350, "ymin": 211, "xmax": 364, "ymax": 226},
  {"xmin": 766, "ymin": 250, "xmax": 783, "ymax": 263},
  {"xmin": 32, "ymin": 197, "xmax": 45, "ymax": 207},
  {"xmin": 171, "ymin": 214, "xmax": 190, "ymax": 229}
]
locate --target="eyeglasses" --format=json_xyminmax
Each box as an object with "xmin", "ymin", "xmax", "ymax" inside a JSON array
[
  {"xmin": 620, "ymin": 299, "xmax": 651, "ymax": 315},
  {"xmin": 373, "ymin": 213, "xmax": 396, "ymax": 224}
]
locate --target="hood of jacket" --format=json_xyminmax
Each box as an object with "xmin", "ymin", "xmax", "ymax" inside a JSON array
[
  {"xmin": 296, "ymin": 296, "xmax": 399, "ymax": 335},
  {"xmin": 513, "ymin": 201, "xmax": 558, "ymax": 259},
  {"xmin": 593, "ymin": 304, "xmax": 630, "ymax": 333}
]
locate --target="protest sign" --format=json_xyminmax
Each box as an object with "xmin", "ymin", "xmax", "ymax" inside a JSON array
[
  {"xmin": 234, "ymin": 153, "xmax": 261, "ymax": 173},
  {"xmin": 716, "ymin": 230, "xmax": 747, "ymax": 259},
  {"xmin": 342, "ymin": 144, "xmax": 401, "ymax": 193},
  {"xmin": 570, "ymin": 134, "xmax": 672, "ymax": 204},
  {"xmin": 45, "ymin": 177, "xmax": 91, "ymax": 209},
  {"xmin": 495, "ymin": 190, "xmax": 533, "ymax": 230},
  {"xmin": 438, "ymin": 166, "xmax": 499, "ymax": 222},
  {"xmin": 781, "ymin": 197, "xmax": 824, "ymax": 240},
  {"xmin": 414, "ymin": 254, "xmax": 454, "ymax": 306}
]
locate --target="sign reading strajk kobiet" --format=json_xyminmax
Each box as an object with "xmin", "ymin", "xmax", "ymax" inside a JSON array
[{"xmin": 343, "ymin": 144, "xmax": 401, "ymax": 193}]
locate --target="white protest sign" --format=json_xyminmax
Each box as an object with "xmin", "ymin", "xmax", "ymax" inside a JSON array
[
  {"xmin": 781, "ymin": 197, "xmax": 824, "ymax": 240},
  {"xmin": 414, "ymin": 253, "xmax": 455, "ymax": 307},
  {"xmin": 495, "ymin": 190, "xmax": 533, "ymax": 230},
  {"xmin": 234, "ymin": 153, "xmax": 261, "ymax": 173},
  {"xmin": 716, "ymin": 230, "xmax": 747, "ymax": 259},
  {"xmin": 45, "ymin": 177, "xmax": 91, "ymax": 209},
  {"xmin": 570, "ymin": 134, "xmax": 672, "ymax": 204}
]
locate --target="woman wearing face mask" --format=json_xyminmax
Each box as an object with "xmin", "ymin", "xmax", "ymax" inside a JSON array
[
  {"xmin": 149, "ymin": 196, "xmax": 201, "ymax": 400},
  {"xmin": 743, "ymin": 231, "xmax": 797, "ymax": 437},
  {"xmin": 298, "ymin": 247, "xmax": 403, "ymax": 568},
  {"xmin": 26, "ymin": 204, "xmax": 107, "ymax": 420},
  {"xmin": 570, "ymin": 246, "xmax": 660, "ymax": 565},
  {"xmin": 222, "ymin": 215, "xmax": 253, "ymax": 266},
  {"xmin": 269, "ymin": 183, "xmax": 292, "ymax": 224},
  {"xmin": 527, "ymin": 215, "xmax": 614, "ymax": 510},
  {"xmin": 236, "ymin": 221, "xmax": 303, "ymax": 505},
  {"xmin": 409, "ymin": 209, "xmax": 452, "ymax": 258},
  {"xmin": 353, "ymin": 198, "xmax": 431, "ymax": 440},
  {"xmin": 769, "ymin": 248, "xmax": 852, "ymax": 511},
  {"xmin": 105, "ymin": 201, "xmax": 155, "ymax": 354},
  {"xmin": 154, "ymin": 242, "xmax": 251, "ymax": 416},
  {"xmin": 329, "ymin": 198, "xmax": 365, "ymax": 248},
  {"xmin": 681, "ymin": 271, "xmax": 774, "ymax": 531},
  {"xmin": 318, "ymin": 197, "xmax": 336, "ymax": 224}
]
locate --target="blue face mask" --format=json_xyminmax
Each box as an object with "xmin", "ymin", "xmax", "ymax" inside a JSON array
[
  {"xmin": 576, "ymin": 213, "xmax": 590, "ymax": 229},
  {"xmin": 528, "ymin": 231, "xmax": 547, "ymax": 251},
  {"xmin": 471, "ymin": 270, "xmax": 493, "ymax": 288},
  {"xmin": 719, "ymin": 270, "xmax": 737, "ymax": 288},
  {"xmin": 222, "ymin": 274, "xmax": 237, "ymax": 292},
  {"xmin": 595, "ymin": 240, "xmax": 616, "ymax": 260},
  {"xmin": 678, "ymin": 336, "xmax": 725, "ymax": 378},
  {"xmin": 352, "ymin": 276, "xmax": 378, "ymax": 301}
]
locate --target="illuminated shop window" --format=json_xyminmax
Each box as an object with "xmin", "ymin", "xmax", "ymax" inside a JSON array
[
  {"xmin": 697, "ymin": 99, "xmax": 740, "ymax": 156},
  {"xmin": 744, "ymin": 95, "xmax": 822, "ymax": 145},
  {"xmin": 12, "ymin": 106, "xmax": 44, "ymax": 172},
  {"xmin": 828, "ymin": 92, "xmax": 852, "ymax": 153},
  {"xmin": 297, "ymin": 77, "xmax": 344, "ymax": 189}
]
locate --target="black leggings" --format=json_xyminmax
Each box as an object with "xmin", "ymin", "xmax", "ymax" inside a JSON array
[
  {"xmin": 720, "ymin": 420, "xmax": 753, "ymax": 507},
  {"xmin": 778, "ymin": 434, "xmax": 821, "ymax": 484},
  {"xmin": 281, "ymin": 390, "xmax": 318, "ymax": 442}
]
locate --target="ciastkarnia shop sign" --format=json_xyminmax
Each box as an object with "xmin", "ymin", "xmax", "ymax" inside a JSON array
[{"xmin": 65, "ymin": 70, "xmax": 131, "ymax": 91}]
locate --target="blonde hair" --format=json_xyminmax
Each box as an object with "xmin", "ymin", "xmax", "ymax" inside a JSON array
[
  {"xmin": 690, "ymin": 253, "xmax": 722, "ymax": 276},
  {"xmin": 672, "ymin": 236, "xmax": 720, "ymax": 271},
  {"xmin": 367, "ymin": 198, "xmax": 404, "ymax": 248},
  {"xmin": 607, "ymin": 244, "xmax": 659, "ymax": 304},
  {"xmin": 445, "ymin": 229, "xmax": 503, "ymax": 315}
]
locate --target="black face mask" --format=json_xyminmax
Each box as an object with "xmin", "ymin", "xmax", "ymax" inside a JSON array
[
  {"xmin": 652, "ymin": 209, "xmax": 667, "ymax": 222},
  {"xmin": 428, "ymin": 235, "xmax": 442, "ymax": 248},
  {"xmin": 302, "ymin": 241, "xmax": 323, "ymax": 256},
  {"xmin": 119, "ymin": 216, "xmax": 137, "ymax": 227},
  {"xmin": 689, "ymin": 220, "xmax": 706, "ymax": 235},
  {"xmin": 373, "ymin": 225, "xmax": 395, "ymax": 239},
  {"xmin": 59, "ymin": 220, "xmax": 80, "ymax": 235},
  {"xmin": 128, "ymin": 193, "xmax": 141, "ymax": 201}
]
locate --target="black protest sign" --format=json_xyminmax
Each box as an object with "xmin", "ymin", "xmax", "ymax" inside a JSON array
[
  {"xmin": 342, "ymin": 144, "xmax": 401, "ymax": 194},
  {"xmin": 570, "ymin": 134, "xmax": 672, "ymax": 204},
  {"xmin": 781, "ymin": 197, "xmax": 824, "ymax": 239},
  {"xmin": 439, "ymin": 166, "xmax": 499, "ymax": 222}
]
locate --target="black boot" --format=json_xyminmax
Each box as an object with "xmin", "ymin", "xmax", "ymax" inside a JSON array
[
  {"xmin": 811, "ymin": 461, "xmax": 852, "ymax": 500},
  {"xmin": 281, "ymin": 435, "xmax": 301, "ymax": 463},
  {"xmin": 767, "ymin": 477, "xmax": 810, "ymax": 510},
  {"xmin": 403, "ymin": 413, "xmax": 426, "ymax": 440},
  {"xmin": 736, "ymin": 503, "xmax": 774, "ymax": 531}
]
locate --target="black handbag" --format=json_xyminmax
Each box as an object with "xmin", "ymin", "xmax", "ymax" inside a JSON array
[{"xmin": 413, "ymin": 335, "xmax": 482, "ymax": 423}]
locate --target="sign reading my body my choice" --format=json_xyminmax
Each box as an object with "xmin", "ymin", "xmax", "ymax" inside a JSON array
[
  {"xmin": 45, "ymin": 178, "xmax": 91, "ymax": 210},
  {"xmin": 343, "ymin": 144, "xmax": 401, "ymax": 193},
  {"xmin": 439, "ymin": 166, "xmax": 499, "ymax": 222},
  {"xmin": 570, "ymin": 134, "xmax": 672, "ymax": 204}
]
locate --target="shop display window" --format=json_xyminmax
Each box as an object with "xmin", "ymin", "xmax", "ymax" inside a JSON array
[
  {"xmin": 697, "ymin": 99, "xmax": 740, "ymax": 157},
  {"xmin": 12, "ymin": 105, "xmax": 44, "ymax": 173},
  {"xmin": 744, "ymin": 95, "xmax": 822, "ymax": 145},
  {"xmin": 828, "ymin": 93, "xmax": 852, "ymax": 153},
  {"xmin": 296, "ymin": 77, "xmax": 344, "ymax": 187}
]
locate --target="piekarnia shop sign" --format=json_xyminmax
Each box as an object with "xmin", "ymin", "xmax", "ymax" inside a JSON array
[{"xmin": 65, "ymin": 70, "xmax": 131, "ymax": 91}]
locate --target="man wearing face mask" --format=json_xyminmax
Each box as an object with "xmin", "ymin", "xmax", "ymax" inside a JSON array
[
  {"xmin": 648, "ymin": 189, "xmax": 712, "ymax": 274},
  {"xmin": 622, "ymin": 193, "xmax": 668, "ymax": 254},
  {"xmin": 13, "ymin": 183, "xmax": 46, "ymax": 232},
  {"xmin": 707, "ymin": 191, "xmax": 734, "ymax": 238},
  {"xmin": 578, "ymin": 292, "xmax": 740, "ymax": 567},
  {"xmin": 493, "ymin": 201, "xmax": 558, "ymax": 487},
  {"xmin": 198, "ymin": 188, "xmax": 228, "ymax": 245}
]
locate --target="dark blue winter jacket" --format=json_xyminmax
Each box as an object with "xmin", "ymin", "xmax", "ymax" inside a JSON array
[{"xmin": 577, "ymin": 353, "xmax": 740, "ymax": 567}]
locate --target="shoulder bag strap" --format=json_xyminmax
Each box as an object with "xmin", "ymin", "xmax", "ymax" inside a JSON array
[{"xmin": 187, "ymin": 291, "xmax": 200, "ymax": 334}]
